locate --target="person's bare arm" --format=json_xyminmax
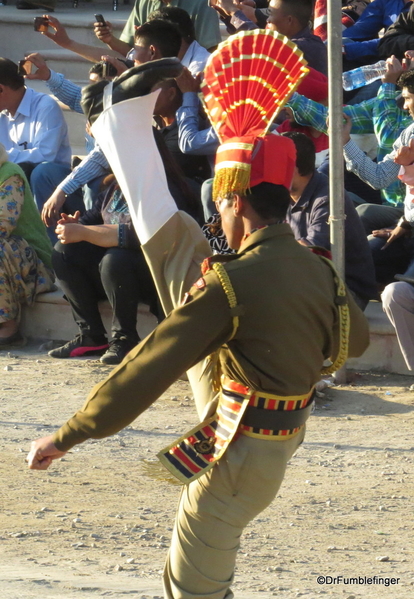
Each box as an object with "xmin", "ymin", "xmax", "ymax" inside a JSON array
[
  {"xmin": 41, "ymin": 15, "xmax": 125, "ymax": 63},
  {"xmin": 55, "ymin": 222, "xmax": 119, "ymax": 247}
]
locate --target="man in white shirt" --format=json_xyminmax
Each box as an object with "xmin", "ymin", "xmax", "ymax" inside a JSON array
[{"xmin": 0, "ymin": 58, "xmax": 83, "ymax": 236}]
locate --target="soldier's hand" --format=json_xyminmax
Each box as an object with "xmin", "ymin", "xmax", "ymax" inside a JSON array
[{"xmin": 27, "ymin": 436, "xmax": 67, "ymax": 470}]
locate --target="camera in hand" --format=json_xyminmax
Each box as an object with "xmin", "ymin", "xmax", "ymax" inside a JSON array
[
  {"xmin": 18, "ymin": 60, "xmax": 32, "ymax": 76},
  {"xmin": 102, "ymin": 61, "xmax": 118, "ymax": 78},
  {"xmin": 33, "ymin": 16, "xmax": 49, "ymax": 32}
]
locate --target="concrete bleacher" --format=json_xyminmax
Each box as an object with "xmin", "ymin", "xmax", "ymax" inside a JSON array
[
  {"xmin": 20, "ymin": 287, "xmax": 157, "ymax": 343},
  {"xmin": 19, "ymin": 289, "xmax": 412, "ymax": 375},
  {"xmin": 1, "ymin": 3, "xmax": 412, "ymax": 375}
]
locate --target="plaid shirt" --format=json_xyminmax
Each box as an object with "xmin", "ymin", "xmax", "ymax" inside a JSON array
[{"xmin": 288, "ymin": 83, "xmax": 411, "ymax": 207}]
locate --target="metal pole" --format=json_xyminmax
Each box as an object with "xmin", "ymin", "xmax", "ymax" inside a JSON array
[
  {"xmin": 327, "ymin": 2, "xmax": 345, "ymax": 278},
  {"xmin": 327, "ymin": 2, "xmax": 347, "ymax": 383}
]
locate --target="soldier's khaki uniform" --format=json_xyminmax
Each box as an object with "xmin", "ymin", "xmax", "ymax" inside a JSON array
[{"xmin": 52, "ymin": 222, "xmax": 369, "ymax": 599}]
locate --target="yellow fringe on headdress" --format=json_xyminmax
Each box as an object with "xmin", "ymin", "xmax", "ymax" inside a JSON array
[{"xmin": 213, "ymin": 164, "xmax": 251, "ymax": 202}]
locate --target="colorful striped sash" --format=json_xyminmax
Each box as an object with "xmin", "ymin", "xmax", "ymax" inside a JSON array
[{"xmin": 157, "ymin": 378, "xmax": 313, "ymax": 484}]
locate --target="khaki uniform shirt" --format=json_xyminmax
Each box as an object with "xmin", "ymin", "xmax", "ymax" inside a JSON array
[{"xmin": 52, "ymin": 224, "xmax": 369, "ymax": 452}]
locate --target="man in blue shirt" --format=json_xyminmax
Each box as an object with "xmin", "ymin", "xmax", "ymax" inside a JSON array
[{"xmin": 0, "ymin": 58, "xmax": 83, "ymax": 234}]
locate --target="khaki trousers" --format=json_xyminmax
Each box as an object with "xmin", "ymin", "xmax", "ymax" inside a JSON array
[{"xmin": 163, "ymin": 428, "xmax": 306, "ymax": 599}]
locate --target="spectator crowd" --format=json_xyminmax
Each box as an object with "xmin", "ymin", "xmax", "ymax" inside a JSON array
[{"xmin": 2, "ymin": 0, "xmax": 414, "ymax": 370}]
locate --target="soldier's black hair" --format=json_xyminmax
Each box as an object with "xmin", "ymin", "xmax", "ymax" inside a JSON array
[
  {"xmin": 134, "ymin": 20, "xmax": 182, "ymax": 58},
  {"xmin": 282, "ymin": 131, "xmax": 315, "ymax": 177},
  {"xmin": 0, "ymin": 58, "xmax": 24, "ymax": 90},
  {"xmin": 279, "ymin": 0, "xmax": 313, "ymax": 29},
  {"xmin": 225, "ymin": 182, "xmax": 291, "ymax": 221},
  {"xmin": 148, "ymin": 6, "xmax": 195, "ymax": 44},
  {"xmin": 246, "ymin": 182, "xmax": 291, "ymax": 220},
  {"xmin": 397, "ymin": 70, "xmax": 414, "ymax": 93}
]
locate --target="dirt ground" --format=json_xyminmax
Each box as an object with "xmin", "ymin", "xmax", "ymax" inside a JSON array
[{"xmin": 0, "ymin": 343, "xmax": 413, "ymax": 599}]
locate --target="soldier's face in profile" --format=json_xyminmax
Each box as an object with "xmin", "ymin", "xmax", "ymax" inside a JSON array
[{"xmin": 216, "ymin": 196, "xmax": 244, "ymax": 250}]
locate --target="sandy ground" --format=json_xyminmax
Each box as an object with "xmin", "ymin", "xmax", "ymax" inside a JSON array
[{"xmin": 0, "ymin": 343, "xmax": 413, "ymax": 599}]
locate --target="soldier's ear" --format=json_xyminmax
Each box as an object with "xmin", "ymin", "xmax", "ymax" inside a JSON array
[{"xmin": 232, "ymin": 194, "xmax": 243, "ymax": 216}]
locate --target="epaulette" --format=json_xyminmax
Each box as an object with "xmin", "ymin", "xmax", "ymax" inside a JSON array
[
  {"xmin": 201, "ymin": 253, "xmax": 239, "ymax": 275},
  {"xmin": 199, "ymin": 255, "xmax": 242, "ymax": 341}
]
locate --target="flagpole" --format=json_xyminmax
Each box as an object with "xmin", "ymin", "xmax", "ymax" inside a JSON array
[{"xmin": 327, "ymin": 1, "xmax": 347, "ymax": 382}]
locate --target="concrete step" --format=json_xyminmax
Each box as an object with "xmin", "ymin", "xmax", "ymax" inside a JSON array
[
  {"xmin": 347, "ymin": 301, "xmax": 411, "ymax": 375},
  {"xmin": 19, "ymin": 293, "xmax": 413, "ymax": 375},
  {"xmin": 20, "ymin": 287, "xmax": 158, "ymax": 342}
]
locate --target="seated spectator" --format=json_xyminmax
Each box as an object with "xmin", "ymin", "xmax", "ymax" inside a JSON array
[
  {"xmin": 137, "ymin": 6, "xmax": 211, "ymax": 75},
  {"xmin": 287, "ymin": 58, "xmax": 411, "ymax": 219},
  {"xmin": 24, "ymin": 53, "xmax": 118, "ymax": 211},
  {"xmin": 49, "ymin": 176, "xmax": 157, "ymax": 365},
  {"xmin": 382, "ymin": 280, "xmax": 414, "ymax": 369},
  {"xmin": 40, "ymin": 19, "xmax": 183, "ymax": 231},
  {"xmin": 154, "ymin": 79, "xmax": 211, "ymax": 184},
  {"xmin": 342, "ymin": 0, "xmax": 412, "ymax": 65},
  {"xmin": 116, "ymin": 0, "xmax": 221, "ymax": 53},
  {"xmin": 341, "ymin": 69, "xmax": 414, "ymax": 247},
  {"xmin": 379, "ymin": 4, "xmax": 414, "ymax": 61},
  {"xmin": 49, "ymin": 130, "xmax": 202, "ymax": 365},
  {"xmin": 215, "ymin": 0, "xmax": 328, "ymax": 75},
  {"xmin": 368, "ymin": 136, "xmax": 414, "ymax": 286},
  {"xmin": 284, "ymin": 132, "xmax": 378, "ymax": 309},
  {"xmin": 0, "ymin": 57, "xmax": 84, "ymax": 238},
  {"xmin": 0, "ymin": 143, "xmax": 55, "ymax": 348}
]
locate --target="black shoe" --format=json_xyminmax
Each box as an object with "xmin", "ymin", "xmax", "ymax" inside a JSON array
[
  {"xmin": 100, "ymin": 338, "xmax": 136, "ymax": 365},
  {"xmin": 48, "ymin": 334, "xmax": 108, "ymax": 359}
]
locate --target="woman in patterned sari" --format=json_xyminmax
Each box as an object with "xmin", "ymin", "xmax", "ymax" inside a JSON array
[{"xmin": 0, "ymin": 143, "xmax": 54, "ymax": 347}]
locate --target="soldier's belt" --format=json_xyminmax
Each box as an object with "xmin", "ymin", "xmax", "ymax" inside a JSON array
[{"xmin": 157, "ymin": 377, "xmax": 314, "ymax": 484}]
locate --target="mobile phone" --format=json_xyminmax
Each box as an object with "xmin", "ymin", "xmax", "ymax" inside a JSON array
[
  {"xmin": 94, "ymin": 13, "xmax": 107, "ymax": 26},
  {"xmin": 102, "ymin": 60, "xmax": 118, "ymax": 78},
  {"xmin": 33, "ymin": 16, "xmax": 49, "ymax": 32},
  {"xmin": 18, "ymin": 59, "xmax": 32, "ymax": 76}
]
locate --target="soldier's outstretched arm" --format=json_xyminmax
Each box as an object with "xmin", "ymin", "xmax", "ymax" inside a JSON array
[{"xmin": 28, "ymin": 270, "xmax": 233, "ymax": 468}]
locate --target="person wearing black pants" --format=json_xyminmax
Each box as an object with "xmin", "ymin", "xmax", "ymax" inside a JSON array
[{"xmin": 48, "ymin": 179, "xmax": 159, "ymax": 365}]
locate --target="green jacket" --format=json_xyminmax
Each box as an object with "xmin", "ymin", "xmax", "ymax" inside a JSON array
[{"xmin": 52, "ymin": 224, "xmax": 369, "ymax": 451}]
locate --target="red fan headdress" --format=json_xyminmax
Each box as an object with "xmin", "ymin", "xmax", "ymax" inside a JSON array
[{"xmin": 201, "ymin": 29, "xmax": 309, "ymax": 200}]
